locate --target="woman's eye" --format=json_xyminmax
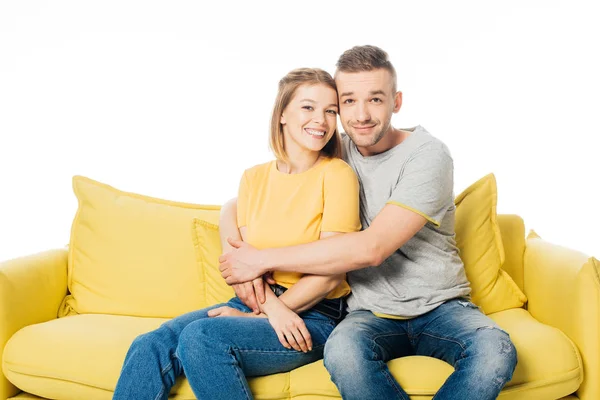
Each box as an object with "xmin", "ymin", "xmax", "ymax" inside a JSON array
[
  {"xmin": 326, "ymin": 110, "xmax": 337, "ymax": 115},
  {"xmin": 302, "ymin": 105, "xmax": 313, "ymax": 111},
  {"xmin": 343, "ymin": 99, "xmax": 354, "ymax": 104}
]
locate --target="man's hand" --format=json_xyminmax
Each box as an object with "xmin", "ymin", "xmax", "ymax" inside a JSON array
[
  {"xmin": 232, "ymin": 278, "xmax": 265, "ymax": 314},
  {"xmin": 207, "ymin": 306, "xmax": 266, "ymax": 318},
  {"xmin": 265, "ymin": 302, "xmax": 312, "ymax": 353},
  {"xmin": 219, "ymin": 238, "xmax": 267, "ymax": 284}
]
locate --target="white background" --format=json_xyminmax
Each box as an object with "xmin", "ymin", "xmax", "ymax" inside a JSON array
[{"xmin": 1, "ymin": 1, "xmax": 598, "ymax": 262}]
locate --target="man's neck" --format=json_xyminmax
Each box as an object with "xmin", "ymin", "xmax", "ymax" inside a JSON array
[{"xmin": 358, "ymin": 127, "xmax": 411, "ymax": 157}]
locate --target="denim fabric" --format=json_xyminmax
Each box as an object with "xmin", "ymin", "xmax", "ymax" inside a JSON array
[
  {"xmin": 323, "ymin": 298, "xmax": 517, "ymax": 400},
  {"xmin": 113, "ymin": 296, "xmax": 337, "ymax": 400}
]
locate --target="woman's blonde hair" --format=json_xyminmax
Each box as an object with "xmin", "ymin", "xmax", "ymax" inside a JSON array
[{"xmin": 269, "ymin": 68, "xmax": 342, "ymax": 163}]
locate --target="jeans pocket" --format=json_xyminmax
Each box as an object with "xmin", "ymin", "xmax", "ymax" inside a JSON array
[{"xmin": 456, "ymin": 299, "xmax": 481, "ymax": 311}]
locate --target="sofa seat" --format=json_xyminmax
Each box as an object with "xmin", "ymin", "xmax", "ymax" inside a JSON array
[
  {"xmin": 2, "ymin": 309, "xmax": 582, "ymax": 400},
  {"xmin": 2, "ymin": 314, "xmax": 288, "ymax": 400}
]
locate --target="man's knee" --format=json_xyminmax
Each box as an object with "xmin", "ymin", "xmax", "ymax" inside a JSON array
[
  {"xmin": 469, "ymin": 326, "xmax": 517, "ymax": 385},
  {"xmin": 324, "ymin": 327, "xmax": 372, "ymax": 371}
]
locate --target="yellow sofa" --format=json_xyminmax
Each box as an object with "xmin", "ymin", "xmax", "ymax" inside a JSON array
[{"xmin": 1, "ymin": 175, "xmax": 598, "ymax": 400}]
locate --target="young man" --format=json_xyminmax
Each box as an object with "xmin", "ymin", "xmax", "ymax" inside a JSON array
[{"xmin": 218, "ymin": 45, "xmax": 517, "ymax": 399}]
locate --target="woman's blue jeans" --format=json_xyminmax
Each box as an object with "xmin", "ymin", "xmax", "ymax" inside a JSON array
[
  {"xmin": 112, "ymin": 296, "xmax": 337, "ymax": 400},
  {"xmin": 323, "ymin": 298, "xmax": 518, "ymax": 400}
]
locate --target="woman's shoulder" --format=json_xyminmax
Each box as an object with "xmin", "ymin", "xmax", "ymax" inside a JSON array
[
  {"xmin": 242, "ymin": 160, "xmax": 275, "ymax": 180},
  {"xmin": 322, "ymin": 157, "xmax": 356, "ymax": 177}
]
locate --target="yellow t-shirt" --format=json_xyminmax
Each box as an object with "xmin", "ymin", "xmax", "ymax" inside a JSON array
[{"xmin": 237, "ymin": 157, "xmax": 361, "ymax": 299}]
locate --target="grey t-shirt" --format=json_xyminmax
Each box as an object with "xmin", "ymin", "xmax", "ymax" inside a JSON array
[{"xmin": 343, "ymin": 125, "xmax": 471, "ymax": 318}]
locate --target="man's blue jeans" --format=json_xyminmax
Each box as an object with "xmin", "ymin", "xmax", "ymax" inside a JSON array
[
  {"xmin": 323, "ymin": 298, "xmax": 517, "ymax": 400},
  {"xmin": 112, "ymin": 296, "xmax": 337, "ymax": 400}
]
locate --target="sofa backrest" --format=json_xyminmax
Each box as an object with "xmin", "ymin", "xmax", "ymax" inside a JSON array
[{"xmin": 496, "ymin": 214, "xmax": 526, "ymax": 293}]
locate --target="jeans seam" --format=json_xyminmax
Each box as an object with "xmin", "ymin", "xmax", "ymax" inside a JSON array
[
  {"xmin": 229, "ymin": 348, "xmax": 253, "ymax": 400},
  {"xmin": 154, "ymin": 387, "xmax": 165, "ymax": 400},
  {"xmin": 237, "ymin": 343, "xmax": 325, "ymax": 354},
  {"xmin": 378, "ymin": 359, "xmax": 410, "ymax": 400},
  {"xmin": 421, "ymin": 332, "xmax": 466, "ymax": 352},
  {"xmin": 152, "ymin": 361, "xmax": 174, "ymax": 400}
]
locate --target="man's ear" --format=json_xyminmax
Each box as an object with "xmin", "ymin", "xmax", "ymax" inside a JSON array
[
  {"xmin": 393, "ymin": 91, "xmax": 403, "ymax": 113},
  {"xmin": 280, "ymin": 113, "xmax": 286, "ymax": 124}
]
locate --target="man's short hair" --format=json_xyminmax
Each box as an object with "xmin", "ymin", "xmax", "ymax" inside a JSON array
[{"xmin": 335, "ymin": 45, "xmax": 397, "ymax": 92}]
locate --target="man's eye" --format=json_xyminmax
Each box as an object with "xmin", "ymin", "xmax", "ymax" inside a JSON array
[
  {"xmin": 326, "ymin": 110, "xmax": 337, "ymax": 115},
  {"xmin": 371, "ymin": 98, "xmax": 382, "ymax": 103},
  {"xmin": 343, "ymin": 99, "xmax": 354, "ymax": 104},
  {"xmin": 302, "ymin": 105, "xmax": 314, "ymax": 111}
]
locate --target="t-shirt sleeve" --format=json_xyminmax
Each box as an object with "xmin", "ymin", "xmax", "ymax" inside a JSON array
[
  {"xmin": 236, "ymin": 171, "xmax": 250, "ymax": 228},
  {"xmin": 321, "ymin": 161, "xmax": 362, "ymax": 233},
  {"xmin": 387, "ymin": 144, "xmax": 453, "ymax": 227}
]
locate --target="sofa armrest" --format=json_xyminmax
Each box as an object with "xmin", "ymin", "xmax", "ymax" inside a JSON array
[
  {"xmin": 524, "ymin": 236, "xmax": 599, "ymax": 400},
  {"xmin": 0, "ymin": 248, "xmax": 68, "ymax": 399}
]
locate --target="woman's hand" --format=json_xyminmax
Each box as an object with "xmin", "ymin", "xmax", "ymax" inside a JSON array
[
  {"xmin": 208, "ymin": 306, "xmax": 266, "ymax": 318},
  {"xmin": 265, "ymin": 302, "xmax": 312, "ymax": 353}
]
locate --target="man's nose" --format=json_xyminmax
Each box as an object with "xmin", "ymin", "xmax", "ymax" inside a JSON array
[{"xmin": 356, "ymin": 103, "xmax": 370, "ymax": 122}]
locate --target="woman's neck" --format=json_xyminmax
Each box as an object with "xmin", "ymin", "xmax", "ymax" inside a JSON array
[{"xmin": 277, "ymin": 147, "xmax": 321, "ymax": 174}]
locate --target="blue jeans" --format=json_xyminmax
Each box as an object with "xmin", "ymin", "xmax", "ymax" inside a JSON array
[
  {"xmin": 112, "ymin": 296, "xmax": 337, "ymax": 400},
  {"xmin": 323, "ymin": 298, "xmax": 517, "ymax": 400}
]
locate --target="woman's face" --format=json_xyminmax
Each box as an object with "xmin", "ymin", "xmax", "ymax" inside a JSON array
[{"xmin": 280, "ymin": 83, "xmax": 339, "ymax": 155}]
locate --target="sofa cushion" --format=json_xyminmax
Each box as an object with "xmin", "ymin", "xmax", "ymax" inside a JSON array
[
  {"xmin": 191, "ymin": 218, "xmax": 235, "ymax": 305},
  {"xmin": 3, "ymin": 309, "xmax": 581, "ymax": 400},
  {"xmin": 288, "ymin": 308, "xmax": 581, "ymax": 400},
  {"xmin": 2, "ymin": 314, "xmax": 290, "ymax": 400},
  {"xmin": 454, "ymin": 174, "xmax": 527, "ymax": 314},
  {"xmin": 62, "ymin": 175, "xmax": 221, "ymax": 318}
]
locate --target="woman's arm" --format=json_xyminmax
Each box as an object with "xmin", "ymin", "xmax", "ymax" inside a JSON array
[{"xmin": 219, "ymin": 199, "xmax": 266, "ymax": 313}]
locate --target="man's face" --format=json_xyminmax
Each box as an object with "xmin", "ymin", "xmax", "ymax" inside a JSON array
[{"xmin": 336, "ymin": 69, "xmax": 401, "ymax": 151}]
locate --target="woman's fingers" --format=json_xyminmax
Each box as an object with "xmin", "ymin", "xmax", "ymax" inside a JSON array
[
  {"xmin": 276, "ymin": 330, "xmax": 291, "ymax": 349},
  {"xmin": 290, "ymin": 327, "xmax": 308, "ymax": 353},
  {"xmin": 207, "ymin": 306, "xmax": 227, "ymax": 317},
  {"xmin": 284, "ymin": 330, "xmax": 302, "ymax": 352},
  {"xmin": 298, "ymin": 323, "xmax": 313, "ymax": 351}
]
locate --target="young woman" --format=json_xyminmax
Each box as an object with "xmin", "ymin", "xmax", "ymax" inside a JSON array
[{"xmin": 112, "ymin": 68, "xmax": 361, "ymax": 400}]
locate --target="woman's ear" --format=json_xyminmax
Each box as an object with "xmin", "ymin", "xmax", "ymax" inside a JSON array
[{"xmin": 280, "ymin": 113, "xmax": 286, "ymax": 124}]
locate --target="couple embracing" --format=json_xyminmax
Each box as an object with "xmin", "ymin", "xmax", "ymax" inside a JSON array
[{"xmin": 113, "ymin": 45, "xmax": 517, "ymax": 400}]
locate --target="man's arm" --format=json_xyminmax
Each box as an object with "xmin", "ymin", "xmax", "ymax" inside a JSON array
[
  {"xmin": 220, "ymin": 204, "xmax": 427, "ymax": 283},
  {"xmin": 220, "ymin": 198, "xmax": 345, "ymax": 311},
  {"xmin": 272, "ymin": 231, "xmax": 345, "ymax": 313}
]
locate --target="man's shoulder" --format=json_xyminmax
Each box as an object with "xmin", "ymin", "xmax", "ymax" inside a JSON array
[{"xmin": 408, "ymin": 127, "xmax": 453, "ymax": 160}]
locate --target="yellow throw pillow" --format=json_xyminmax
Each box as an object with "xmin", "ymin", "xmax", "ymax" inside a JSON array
[
  {"xmin": 61, "ymin": 176, "xmax": 221, "ymax": 318},
  {"xmin": 191, "ymin": 219, "xmax": 235, "ymax": 305},
  {"xmin": 454, "ymin": 174, "xmax": 527, "ymax": 314}
]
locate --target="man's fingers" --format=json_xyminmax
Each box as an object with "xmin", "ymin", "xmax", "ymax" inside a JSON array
[
  {"xmin": 264, "ymin": 272, "xmax": 276, "ymax": 285},
  {"xmin": 244, "ymin": 282, "xmax": 259, "ymax": 313},
  {"xmin": 234, "ymin": 283, "xmax": 246, "ymax": 302},
  {"xmin": 253, "ymin": 278, "xmax": 266, "ymax": 304}
]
